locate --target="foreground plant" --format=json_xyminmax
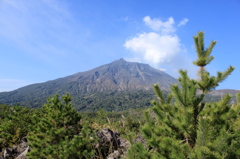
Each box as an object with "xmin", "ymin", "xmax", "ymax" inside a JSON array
[
  {"xmin": 27, "ymin": 94, "xmax": 96, "ymax": 159},
  {"xmin": 128, "ymin": 31, "xmax": 240, "ymax": 158},
  {"xmin": 0, "ymin": 105, "xmax": 32, "ymax": 150}
]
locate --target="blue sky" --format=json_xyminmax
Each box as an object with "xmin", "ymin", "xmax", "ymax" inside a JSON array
[{"xmin": 0, "ymin": 0, "xmax": 240, "ymax": 92}]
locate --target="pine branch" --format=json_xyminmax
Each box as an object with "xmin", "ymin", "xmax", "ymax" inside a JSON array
[
  {"xmin": 193, "ymin": 31, "xmax": 215, "ymax": 67},
  {"xmin": 153, "ymin": 84, "xmax": 165, "ymax": 104},
  {"xmin": 215, "ymin": 66, "xmax": 235, "ymax": 84},
  {"xmin": 171, "ymin": 84, "xmax": 185, "ymax": 106},
  {"xmin": 205, "ymin": 41, "xmax": 216, "ymax": 58}
]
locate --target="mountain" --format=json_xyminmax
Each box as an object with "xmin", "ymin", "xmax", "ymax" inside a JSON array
[
  {"xmin": 66, "ymin": 58, "xmax": 177, "ymax": 92},
  {"xmin": 0, "ymin": 58, "xmax": 177, "ymax": 110},
  {"xmin": 207, "ymin": 89, "xmax": 240, "ymax": 96},
  {"xmin": 203, "ymin": 89, "xmax": 240, "ymax": 104}
]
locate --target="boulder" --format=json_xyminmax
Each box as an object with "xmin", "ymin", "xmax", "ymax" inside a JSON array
[
  {"xmin": 1, "ymin": 137, "xmax": 29, "ymax": 159},
  {"xmin": 107, "ymin": 150, "xmax": 120, "ymax": 159},
  {"xmin": 96, "ymin": 129, "xmax": 130, "ymax": 159}
]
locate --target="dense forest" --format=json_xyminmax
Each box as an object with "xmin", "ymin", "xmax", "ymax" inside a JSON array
[
  {"xmin": 1, "ymin": 32, "xmax": 240, "ymax": 158},
  {"xmin": 0, "ymin": 89, "xmax": 157, "ymax": 111},
  {"xmin": 0, "ymin": 88, "xmax": 236, "ymax": 112}
]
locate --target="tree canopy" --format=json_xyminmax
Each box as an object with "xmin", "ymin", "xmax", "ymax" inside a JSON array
[{"xmin": 128, "ymin": 31, "xmax": 239, "ymax": 159}]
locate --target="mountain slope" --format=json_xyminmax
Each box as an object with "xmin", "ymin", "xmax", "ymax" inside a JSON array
[
  {"xmin": 66, "ymin": 58, "xmax": 177, "ymax": 92},
  {"xmin": 0, "ymin": 58, "xmax": 177, "ymax": 109}
]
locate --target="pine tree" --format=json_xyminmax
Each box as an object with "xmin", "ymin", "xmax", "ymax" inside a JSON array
[
  {"xmin": 0, "ymin": 105, "xmax": 32, "ymax": 150},
  {"xmin": 27, "ymin": 94, "xmax": 96, "ymax": 159},
  {"xmin": 127, "ymin": 31, "xmax": 240, "ymax": 158}
]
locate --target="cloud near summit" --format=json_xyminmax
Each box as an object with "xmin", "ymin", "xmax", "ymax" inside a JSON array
[
  {"xmin": 143, "ymin": 16, "xmax": 175, "ymax": 34},
  {"xmin": 124, "ymin": 32, "xmax": 180, "ymax": 65},
  {"xmin": 124, "ymin": 16, "xmax": 189, "ymax": 73}
]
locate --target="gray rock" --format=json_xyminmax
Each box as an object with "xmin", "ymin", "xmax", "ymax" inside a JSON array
[
  {"xmin": 1, "ymin": 137, "xmax": 29, "ymax": 159},
  {"xmin": 16, "ymin": 146, "xmax": 29, "ymax": 159},
  {"xmin": 96, "ymin": 128, "xmax": 119, "ymax": 150},
  {"xmin": 96, "ymin": 128, "xmax": 130, "ymax": 159},
  {"xmin": 107, "ymin": 150, "xmax": 120, "ymax": 159}
]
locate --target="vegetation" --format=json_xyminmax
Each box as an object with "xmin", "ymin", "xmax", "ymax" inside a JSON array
[
  {"xmin": 73, "ymin": 90, "xmax": 157, "ymax": 112},
  {"xmin": 0, "ymin": 104, "xmax": 33, "ymax": 150},
  {"xmin": 1, "ymin": 31, "xmax": 240, "ymax": 158},
  {"xmin": 127, "ymin": 31, "xmax": 240, "ymax": 158},
  {"xmin": 27, "ymin": 94, "xmax": 96, "ymax": 158},
  {"xmin": 0, "ymin": 89, "xmax": 157, "ymax": 111},
  {"xmin": 0, "ymin": 88, "xmax": 234, "ymax": 112}
]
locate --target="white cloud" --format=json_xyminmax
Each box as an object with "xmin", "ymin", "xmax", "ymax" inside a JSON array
[
  {"xmin": 124, "ymin": 16, "xmax": 193, "ymax": 77},
  {"xmin": 124, "ymin": 32, "xmax": 180, "ymax": 66},
  {"xmin": 178, "ymin": 18, "xmax": 189, "ymax": 26},
  {"xmin": 143, "ymin": 16, "xmax": 175, "ymax": 34}
]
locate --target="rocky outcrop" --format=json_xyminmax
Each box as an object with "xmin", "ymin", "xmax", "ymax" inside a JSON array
[
  {"xmin": 96, "ymin": 129, "xmax": 131, "ymax": 159},
  {"xmin": 0, "ymin": 137, "xmax": 29, "ymax": 159}
]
